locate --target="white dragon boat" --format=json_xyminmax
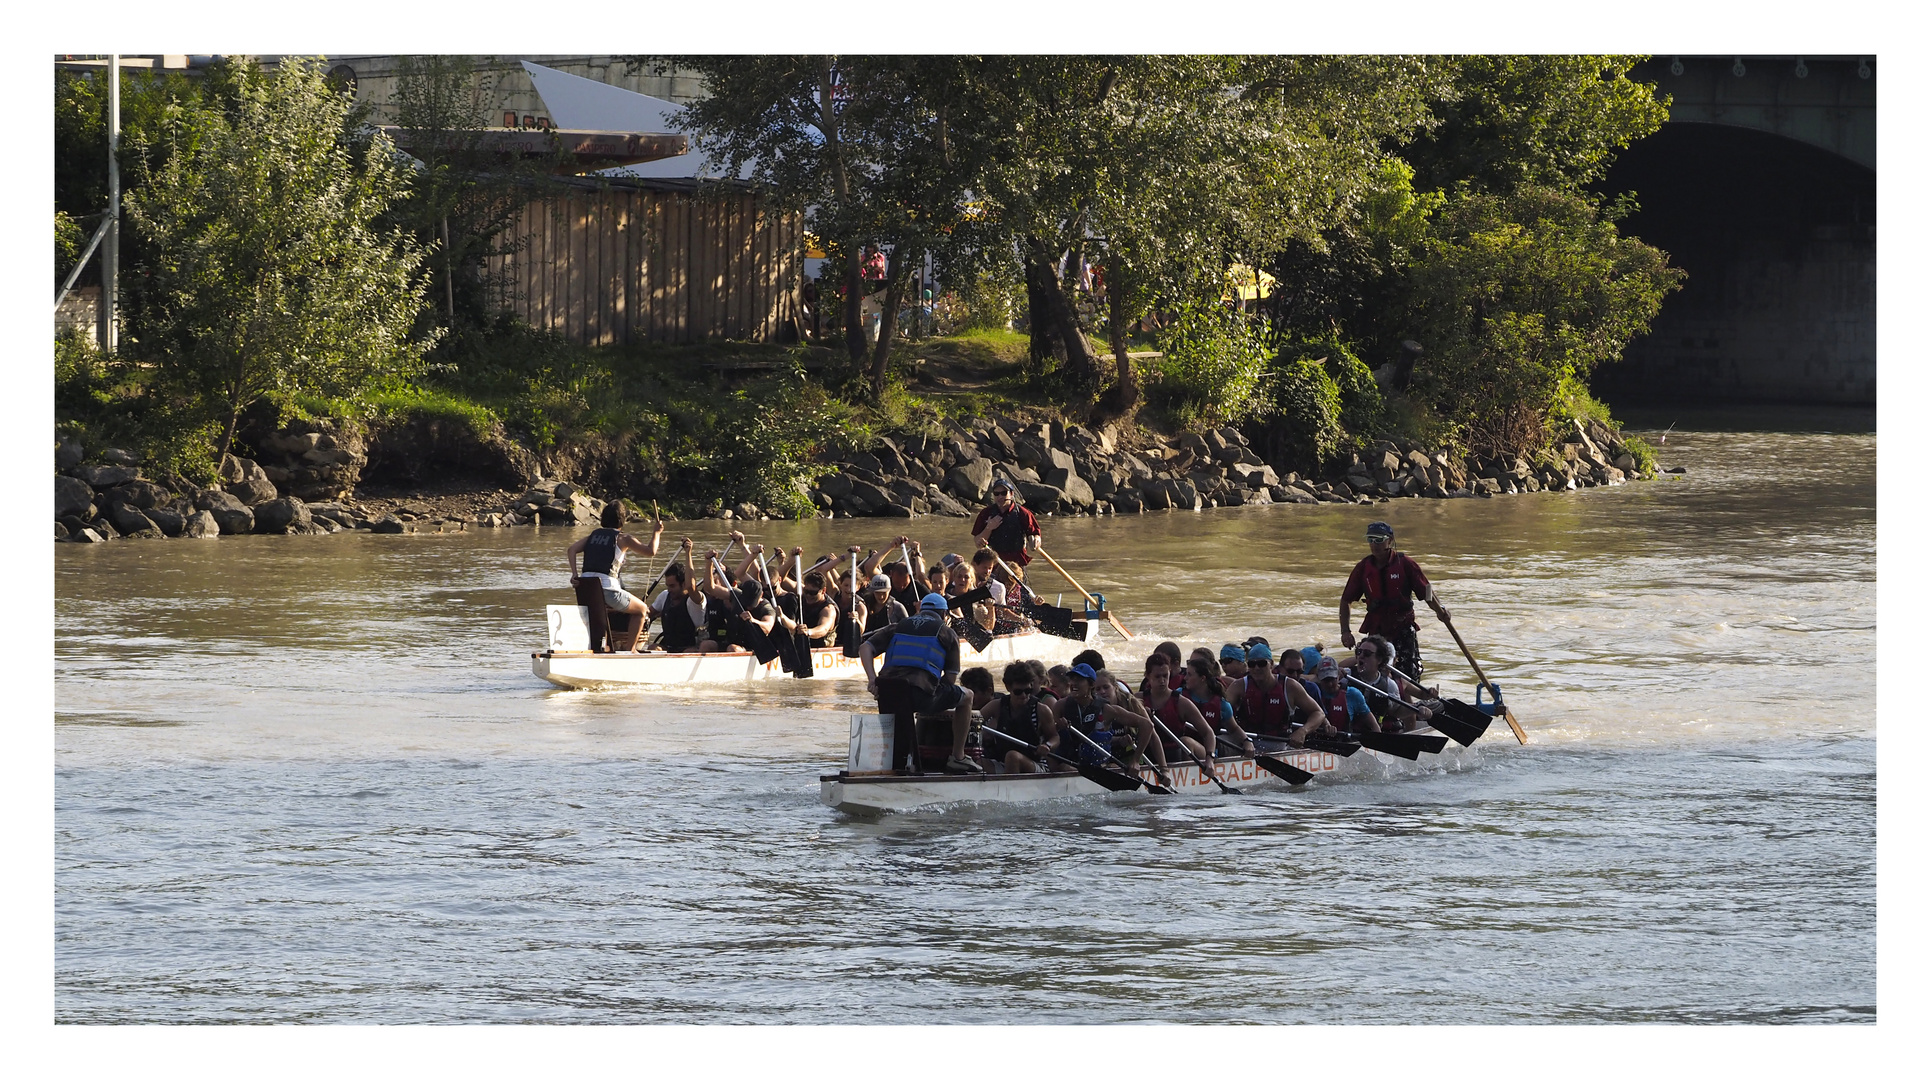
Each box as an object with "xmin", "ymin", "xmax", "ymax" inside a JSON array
[
  {"xmin": 821, "ymin": 691, "xmax": 1504, "ymax": 814},
  {"xmin": 532, "ymin": 604, "xmax": 1101, "ymax": 688}
]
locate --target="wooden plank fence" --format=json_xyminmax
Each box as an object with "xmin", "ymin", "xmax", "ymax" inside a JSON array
[{"xmin": 489, "ymin": 179, "xmax": 803, "ymax": 346}]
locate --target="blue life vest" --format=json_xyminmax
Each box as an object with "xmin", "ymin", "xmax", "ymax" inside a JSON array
[{"xmin": 880, "ymin": 615, "xmax": 947, "ymax": 678}]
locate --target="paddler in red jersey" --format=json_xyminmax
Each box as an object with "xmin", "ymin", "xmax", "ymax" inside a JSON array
[
  {"xmin": 1338, "ymin": 521, "xmax": 1449, "ymax": 679},
  {"xmin": 971, "ymin": 478, "xmax": 1041, "ymax": 568}
]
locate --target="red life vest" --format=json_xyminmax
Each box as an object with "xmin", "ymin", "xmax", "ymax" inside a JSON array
[
  {"xmin": 1142, "ymin": 690, "xmax": 1188, "ymax": 753},
  {"xmin": 1356, "ymin": 552, "xmax": 1424, "ymax": 633},
  {"xmin": 1323, "ymin": 686, "xmax": 1353, "ymax": 732},
  {"xmin": 1242, "ymin": 676, "xmax": 1293, "ymax": 738}
]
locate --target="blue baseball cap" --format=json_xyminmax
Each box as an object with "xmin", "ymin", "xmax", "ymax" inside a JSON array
[
  {"xmin": 1366, "ymin": 521, "xmax": 1394, "ymax": 539},
  {"xmin": 1301, "ymin": 647, "xmax": 1323, "ymax": 673},
  {"xmin": 920, "ymin": 593, "xmax": 950, "ymax": 612},
  {"xmin": 1246, "ymin": 642, "xmax": 1273, "ymax": 662},
  {"xmin": 1068, "ymin": 663, "xmax": 1098, "ymax": 682},
  {"xmin": 1219, "ymin": 643, "xmax": 1246, "ymax": 661}
]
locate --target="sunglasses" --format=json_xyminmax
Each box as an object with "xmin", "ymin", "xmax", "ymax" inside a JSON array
[{"xmin": 1280, "ymin": 668, "xmax": 1304, "ymax": 676}]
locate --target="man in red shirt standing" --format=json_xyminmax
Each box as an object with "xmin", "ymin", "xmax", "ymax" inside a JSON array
[
  {"xmin": 1339, "ymin": 521, "xmax": 1449, "ymax": 678},
  {"xmin": 971, "ymin": 478, "xmax": 1042, "ymax": 569}
]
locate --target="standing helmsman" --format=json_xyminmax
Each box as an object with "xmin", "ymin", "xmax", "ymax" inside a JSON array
[
  {"xmin": 1338, "ymin": 521, "xmax": 1449, "ymax": 677},
  {"xmin": 971, "ymin": 478, "xmax": 1042, "ymax": 569}
]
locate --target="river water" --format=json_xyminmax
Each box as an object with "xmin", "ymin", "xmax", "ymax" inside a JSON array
[{"xmin": 55, "ymin": 417, "xmax": 1876, "ymax": 1024}]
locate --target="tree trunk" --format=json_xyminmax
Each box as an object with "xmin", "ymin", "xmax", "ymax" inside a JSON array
[
  {"xmin": 1025, "ymin": 240, "xmax": 1099, "ymax": 393},
  {"xmin": 1089, "ymin": 253, "xmax": 1139, "ymax": 427},
  {"xmin": 842, "ymin": 248, "xmax": 866, "ymax": 363},
  {"xmin": 869, "ymin": 248, "xmax": 915, "ymax": 402}
]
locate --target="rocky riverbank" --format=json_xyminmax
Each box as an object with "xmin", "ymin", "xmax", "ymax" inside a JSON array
[
  {"xmin": 53, "ymin": 412, "xmax": 1651, "ymax": 542},
  {"xmin": 795, "ymin": 413, "xmax": 1649, "ymax": 520}
]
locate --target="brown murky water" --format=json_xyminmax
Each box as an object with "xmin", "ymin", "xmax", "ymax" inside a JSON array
[{"xmin": 56, "ymin": 417, "xmax": 1874, "ymax": 1022}]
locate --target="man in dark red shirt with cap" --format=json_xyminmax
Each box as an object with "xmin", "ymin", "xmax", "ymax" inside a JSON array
[
  {"xmin": 1339, "ymin": 521, "xmax": 1448, "ymax": 677},
  {"xmin": 971, "ymin": 478, "xmax": 1042, "ymax": 568}
]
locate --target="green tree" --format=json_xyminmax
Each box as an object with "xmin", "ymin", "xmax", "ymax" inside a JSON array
[
  {"xmin": 651, "ymin": 56, "xmax": 974, "ymax": 403},
  {"xmin": 1404, "ymin": 55, "xmax": 1670, "ymax": 195},
  {"xmin": 125, "ymin": 57, "xmax": 437, "ymax": 456},
  {"xmin": 947, "ymin": 56, "xmax": 1449, "ymax": 418},
  {"xmin": 1400, "ymin": 186, "xmax": 1681, "ymax": 456}
]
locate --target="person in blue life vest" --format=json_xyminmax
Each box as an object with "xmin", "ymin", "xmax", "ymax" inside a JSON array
[
  {"xmin": 1339, "ymin": 521, "xmax": 1449, "ymax": 678},
  {"xmin": 565, "ymin": 502, "xmax": 664, "ymax": 652},
  {"xmin": 858, "ymin": 593, "xmax": 979, "ymax": 775}
]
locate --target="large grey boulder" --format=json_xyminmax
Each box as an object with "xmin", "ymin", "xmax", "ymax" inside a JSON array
[
  {"xmin": 226, "ymin": 477, "xmax": 280, "ymax": 506},
  {"xmin": 81, "ymin": 464, "xmax": 140, "ymax": 488},
  {"xmin": 368, "ymin": 514, "xmax": 406, "ymax": 534},
  {"xmin": 55, "ymin": 439, "xmax": 85, "ymax": 471},
  {"xmin": 194, "ymin": 488, "xmax": 247, "ymax": 514},
  {"xmin": 945, "ymin": 458, "xmax": 994, "ymax": 504},
  {"xmin": 66, "ymin": 527, "xmax": 107, "ymax": 543},
  {"xmin": 846, "ymin": 478, "xmax": 894, "ymax": 514},
  {"xmin": 1111, "ymin": 489, "xmax": 1144, "ymax": 513},
  {"xmin": 1042, "ymin": 468, "xmax": 1094, "ymax": 510},
  {"xmin": 146, "ymin": 506, "xmax": 186, "ymax": 537},
  {"xmin": 179, "ymin": 510, "xmax": 220, "ymax": 538},
  {"xmin": 1014, "ymin": 480, "xmax": 1064, "ymax": 515},
  {"xmin": 925, "ymin": 488, "xmax": 971, "ymax": 517},
  {"xmin": 105, "ymin": 501, "xmax": 158, "ymax": 536},
  {"xmin": 218, "ymin": 453, "xmax": 270, "ymax": 485},
  {"xmin": 55, "ymin": 475, "xmax": 93, "ymax": 519},
  {"xmin": 885, "ymin": 477, "xmax": 927, "ymax": 508},
  {"xmin": 106, "ymin": 479, "xmax": 170, "ymax": 510},
  {"xmin": 102, "ymin": 447, "xmax": 140, "ymax": 466},
  {"xmin": 211, "ymin": 504, "xmax": 256, "ymax": 535},
  {"xmin": 252, "ymin": 497, "xmax": 313, "ymax": 534}
]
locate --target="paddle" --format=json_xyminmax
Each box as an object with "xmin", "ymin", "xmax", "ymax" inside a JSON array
[
  {"xmin": 839, "ymin": 549, "xmax": 864, "ymax": 657},
  {"xmin": 1443, "ymin": 616, "xmax": 1528, "ymax": 745},
  {"xmin": 758, "ymin": 556, "xmax": 800, "ymax": 673},
  {"xmin": 978, "ymin": 724, "xmax": 1144, "ymax": 794},
  {"xmin": 711, "ymin": 555, "xmax": 781, "ymax": 664},
  {"xmin": 1343, "ymin": 675, "xmax": 1452, "ymax": 756},
  {"xmin": 1058, "ymin": 722, "xmax": 1174, "ymax": 794},
  {"xmin": 1215, "ymin": 734, "xmax": 1317, "ymax": 785},
  {"xmin": 1033, "ymin": 547, "xmax": 1135, "ymax": 641},
  {"xmin": 790, "ymin": 551, "xmax": 815, "ymax": 679},
  {"xmin": 1149, "ymin": 713, "xmax": 1241, "ymax": 794},
  {"xmin": 1383, "ymin": 662, "xmax": 1492, "ymax": 747}
]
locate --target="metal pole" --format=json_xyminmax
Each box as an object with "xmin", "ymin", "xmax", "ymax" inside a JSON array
[{"xmin": 99, "ymin": 54, "xmax": 120, "ymax": 352}]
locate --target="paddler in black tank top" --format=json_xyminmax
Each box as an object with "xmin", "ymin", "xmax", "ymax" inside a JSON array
[{"xmin": 566, "ymin": 502, "xmax": 663, "ymax": 651}]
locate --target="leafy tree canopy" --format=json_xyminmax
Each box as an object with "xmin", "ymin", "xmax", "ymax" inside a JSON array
[{"xmin": 125, "ymin": 57, "xmax": 437, "ymax": 455}]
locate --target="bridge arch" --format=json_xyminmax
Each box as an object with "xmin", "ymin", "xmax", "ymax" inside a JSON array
[{"xmin": 1592, "ymin": 57, "xmax": 1874, "ymax": 408}]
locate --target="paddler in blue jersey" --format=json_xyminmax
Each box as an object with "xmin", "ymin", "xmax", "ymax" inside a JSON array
[{"xmin": 859, "ymin": 593, "xmax": 979, "ymax": 775}]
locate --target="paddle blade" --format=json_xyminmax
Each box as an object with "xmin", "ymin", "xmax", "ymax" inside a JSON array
[
  {"xmin": 792, "ymin": 634, "xmax": 816, "ymax": 678},
  {"xmin": 1431, "ymin": 699, "xmax": 1492, "ymax": 746},
  {"xmin": 839, "ymin": 616, "xmax": 863, "ymax": 658},
  {"xmin": 1356, "ymin": 731, "xmax": 1424, "ymax": 760},
  {"xmin": 1252, "ymin": 755, "xmax": 1315, "ymax": 785},
  {"xmin": 1301, "ymin": 736, "xmax": 1361, "ymax": 758},
  {"xmin": 1077, "ymin": 763, "xmax": 1144, "ymax": 793},
  {"xmin": 1503, "ymin": 707, "xmax": 1529, "ymax": 745}
]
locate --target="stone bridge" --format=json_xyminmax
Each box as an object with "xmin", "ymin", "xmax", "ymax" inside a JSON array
[{"xmin": 1594, "ymin": 56, "xmax": 1875, "ymax": 408}]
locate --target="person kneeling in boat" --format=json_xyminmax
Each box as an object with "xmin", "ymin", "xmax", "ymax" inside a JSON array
[
  {"xmin": 699, "ymin": 552, "xmax": 774, "ymax": 653},
  {"xmin": 1232, "ymin": 642, "xmax": 1328, "ymax": 748},
  {"xmin": 1339, "ymin": 633, "xmax": 1440, "ymax": 732},
  {"xmin": 776, "ymin": 568, "xmax": 841, "ymax": 653},
  {"xmin": 566, "ymin": 502, "xmax": 664, "ymax": 653},
  {"xmin": 859, "ymin": 594, "xmax": 980, "ymax": 775},
  {"xmin": 644, "ymin": 557, "xmax": 714, "ymax": 653},
  {"xmin": 1053, "ymin": 662, "xmax": 1167, "ymax": 772},
  {"xmin": 981, "ymin": 662, "xmax": 1058, "ymax": 773},
  {"xmin": 1311, "ymin": 657, "xmax": 1376, "ymax": 736},
  {"xmin": 1183, "ymin": 656, "xmax": 1254, "ymax": 755},
  {"xmin": 1140, "ymin": 652, "xmax": 1221, "ymax": 764}
]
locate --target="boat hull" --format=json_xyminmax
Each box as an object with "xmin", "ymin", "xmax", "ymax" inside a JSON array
[
  {"xmin": 533, "ymin": 617, "xmax": 1101, "ymax": 688},
  {"xmin": 819, "ymin": 743, "xmax": 1399, "ymax": 814}
]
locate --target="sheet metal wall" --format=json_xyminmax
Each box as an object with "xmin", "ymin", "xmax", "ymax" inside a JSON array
[{"xmin": 490, "ymin": 186, "xmax": 803, "ymax": 345}]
